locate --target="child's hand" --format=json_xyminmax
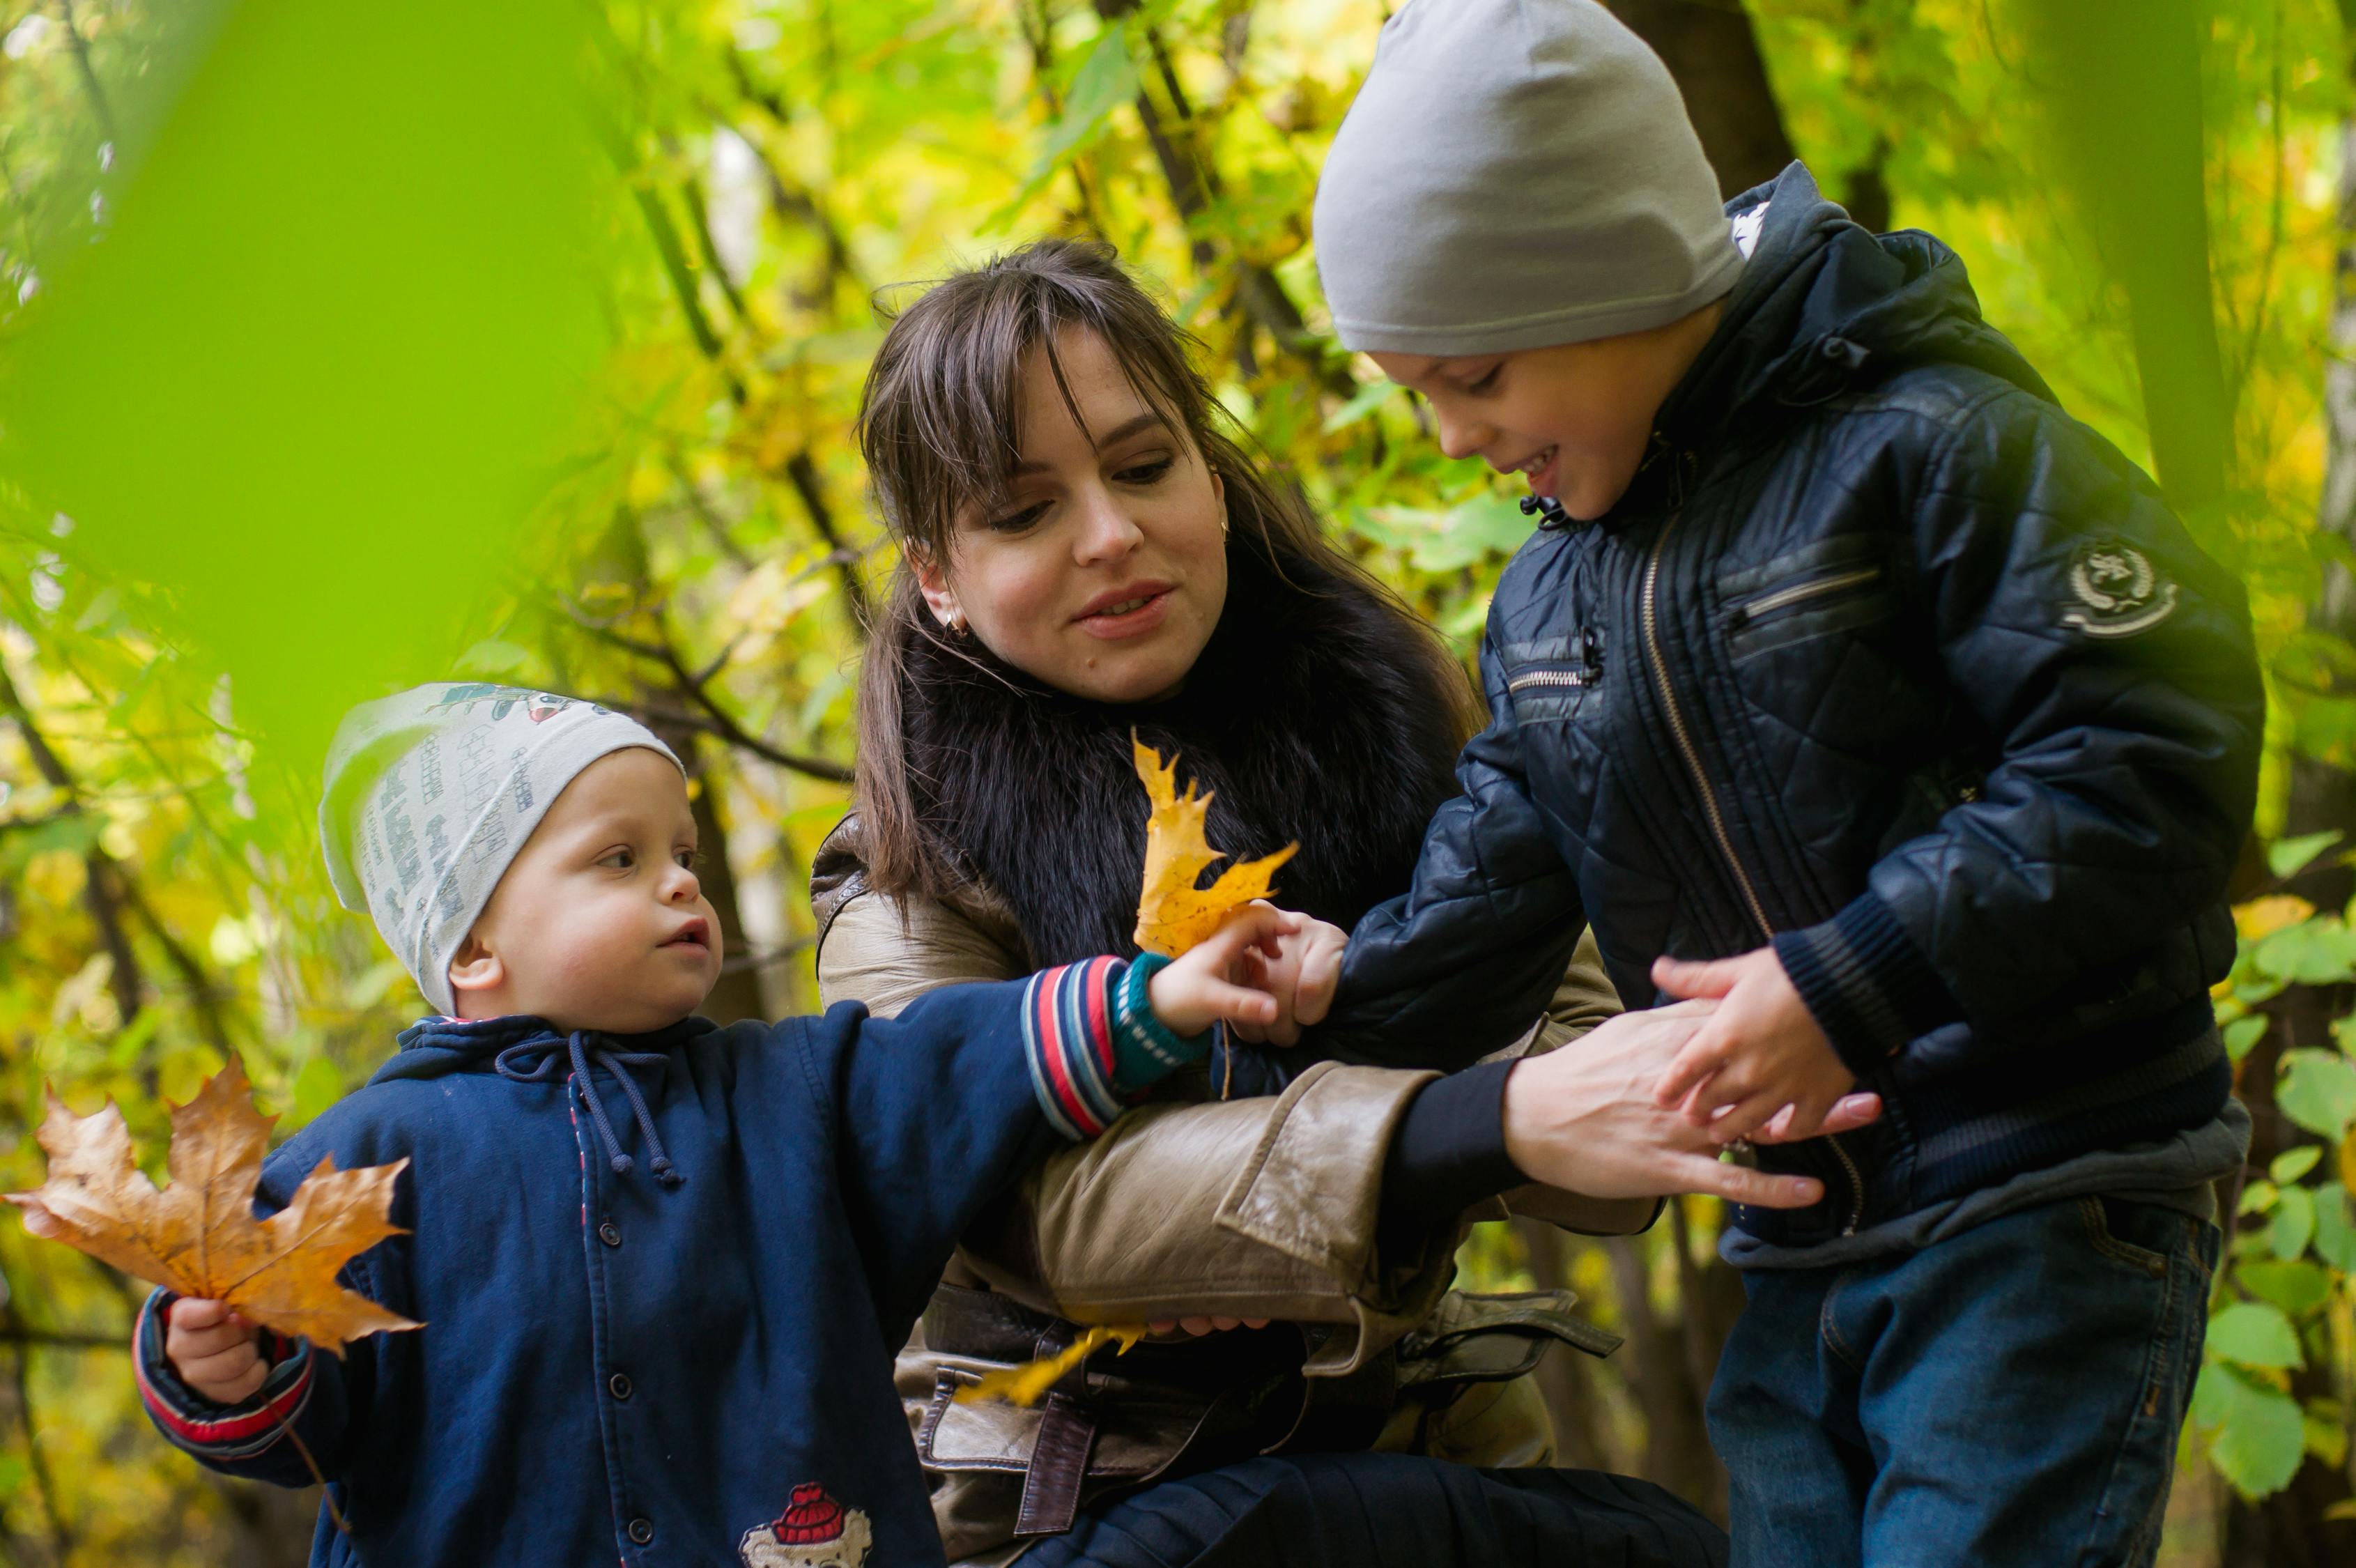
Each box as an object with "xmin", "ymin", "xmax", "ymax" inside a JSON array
[
  {"xmin": 1147, "ymin": 903, "xmax": 1298, "ymax": 1039},
  {"xmin": 1226, "ymin": 906, "xmax": 1346, "ymax": 1046},
  {"xmin": 164, "ymin": 1298, "xmax": 268, "ymax": 1405},
  {"xmin": 1649, "ymin": 948, "xmax": 1856, "ymax": 1144}
]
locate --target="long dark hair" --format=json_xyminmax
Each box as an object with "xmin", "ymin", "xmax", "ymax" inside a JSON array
[{"xmin": 852, "ymin": 238, "xmax": 1476, "ymax": 921}]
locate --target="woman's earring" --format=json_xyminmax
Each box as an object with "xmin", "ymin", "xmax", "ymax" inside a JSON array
[
  {"xmin": 1219, "ymin": 509, "xmax": 1231, "ymax": 538},
  {"xmin": 945, "ymin": 608, "xmax": 967, "ymax": 635}
]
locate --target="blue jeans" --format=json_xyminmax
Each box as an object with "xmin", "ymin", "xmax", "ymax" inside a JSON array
[{"xmin": 1708, "ymin": 1195, "xmax": 2219, "ymax": 1568}]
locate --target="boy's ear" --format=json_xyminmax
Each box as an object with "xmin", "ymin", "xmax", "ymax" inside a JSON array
[
  {"xmin": 906, "ymin": 544, "xmax": 962, "ymax": 629},
  {"xmin": 445, "ymin": 931, "xmax": 504, "ymax": 1001}
]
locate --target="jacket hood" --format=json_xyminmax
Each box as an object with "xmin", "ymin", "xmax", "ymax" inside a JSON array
[
  {"xmin": 1649, "ymin": 162, "xmax": 2056, "ymax": 468},
  {"xmin": 371, "ymin": 1013, "xmax": 716, "ymax": 1086}
]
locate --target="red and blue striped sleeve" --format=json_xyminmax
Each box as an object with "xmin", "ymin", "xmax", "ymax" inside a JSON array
[
  {"xmin": 134, "ymin": 1289, "xmax": 351, "ymax": 1487},
  {"xmin": 1019, "ymin": 954, "xmax": 1204, "ymax": 1139}
]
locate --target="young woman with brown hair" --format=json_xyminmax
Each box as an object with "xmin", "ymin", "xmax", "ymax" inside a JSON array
[{"xmin": 811, "ymin": 239, "xmax": 1874, "ymax": 1568}]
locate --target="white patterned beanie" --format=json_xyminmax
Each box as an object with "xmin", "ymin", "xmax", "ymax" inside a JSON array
[{"xmin": 319, "ymin": 683, "xmax": 682, "ymax": 1015}]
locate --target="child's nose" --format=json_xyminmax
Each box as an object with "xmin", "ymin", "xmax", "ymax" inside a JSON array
[{"xmin": 1434, "ymin": 406, "xmax": 1491, "ymax": 463}]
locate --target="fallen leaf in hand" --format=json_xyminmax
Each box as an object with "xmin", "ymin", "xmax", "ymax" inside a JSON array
[
  {"xmin": 954, "ymin": 1323, "xmax": 1145, "ymax": 1408},
  {"xmin": 6, "ymin": 1059, "xmax": 417, "ymax": 1355},
  {"xmin": 1132, "ymin": 736, "xmax": 1296, "ymax": 957}
]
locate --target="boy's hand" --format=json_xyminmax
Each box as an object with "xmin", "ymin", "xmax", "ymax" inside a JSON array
[
  {"xmin": 164, "ymin": 1298, "xmax": 268, "ymax": 1405},
  {"xmin": 1501, "ymin": 1000, "xmax": 1882, "ymax": 1206},
  {"xmin": 1226, "ymin": 906, "xmax": 1346, "ymax": 1045},
  {"xmin": 1649, "ymin": 948, "xmax": 1856, "ymax": 1144},
  {"xmin": 1147, "ymin": 903, "xmax": 1296, "ymax": 1039}
]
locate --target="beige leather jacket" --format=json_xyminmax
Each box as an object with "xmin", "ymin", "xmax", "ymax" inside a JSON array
[{"xmin": 811, "ymin": 820, "xmax": 1651, "ymax": 1563}]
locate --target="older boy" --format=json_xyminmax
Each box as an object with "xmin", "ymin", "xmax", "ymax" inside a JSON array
[
  {"xmin": 132, "ymin": 684, "xmax": 1293, "ymax": 1567},
  {"xmin": 1307, "ymin": 3, "xmax": 2263, "ymax": 1565}
]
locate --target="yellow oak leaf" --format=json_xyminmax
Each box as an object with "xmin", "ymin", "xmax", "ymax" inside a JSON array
[
  {"xmin": 953, "ymin": 1323, "xmax": 1145, "ymax": 1408},
  {"xmin": 1132, "ymin": 737, "xmax": 1297, "ymax": 957},
  {"xmin": 2235, "ymin": 894, "xmax": 2316, "ymax": 943},
  {"xmin": 6, "ymin": 1058, "xmax": 418, "ymax": 1355}
]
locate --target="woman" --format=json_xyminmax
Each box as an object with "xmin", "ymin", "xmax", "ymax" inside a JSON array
[{"xmin": 814, "ymin": 240, "xmax": 1870, "ymax": 1567}]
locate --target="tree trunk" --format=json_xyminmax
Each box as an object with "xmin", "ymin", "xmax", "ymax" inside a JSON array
[{"xmin": 1602, "ymin": 1, "xmax": 1797, "ymax": 199}]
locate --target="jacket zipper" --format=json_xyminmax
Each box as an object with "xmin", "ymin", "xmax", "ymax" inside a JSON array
[
  {"xmin": 1825, "ymin": 1133, "xmax": 1864, "ymax": 1236},
  {"xmin": 1507, "ymin": 668, "xmax": 1599, "ymax": 692},
  {"xmin": 1640, "ymin": 511, "xmax": 1773, "ymax": 939},
  {"xmin": 1734, "ymin": 566, "xmax": 1881, "ymax": 622}
]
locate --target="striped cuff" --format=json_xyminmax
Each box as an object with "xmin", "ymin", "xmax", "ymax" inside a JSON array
[
  {"xmin": 1772, "ymin": 891, "xmax": 1963, "ymax": 1078},
  {"xmin": 134, "ymin": 1289, "xmax": 313, "ymax": 1460},
  {"xmin": 1023, "ymin": 957, "xmax": 1123, "ymax": 1139},
  {"xmin": 1022, "ymin": 956, "xmax": 1215, "ymax": 1140}
]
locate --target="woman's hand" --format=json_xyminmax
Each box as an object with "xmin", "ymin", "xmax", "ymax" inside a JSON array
[
  {"xmin": 1146, "ymin": 1315, "xmax": 1272, "ymax": 1337},
  {"xmin": 1501, "ymin": 1001, "xmax": 1881, "ymax": 1208}
]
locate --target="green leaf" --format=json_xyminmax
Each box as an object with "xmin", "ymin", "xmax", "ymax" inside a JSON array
[
  {"xmin": 2277, "ymin": 1050, "xmax": 2356, "ymax": 1140},
  {"xmin": 1321, "ymin": 380, "xmax": 1404, "ymax": 435},
  {"xmin": 2240, "ymin": 1178, "xmax": 2279, "ymax": 1215},
  {"xmin": 2272, "ymin": 1185, "xmax": 2316, "ymax": 1261},
  {"xmin": 2270, "ymin": 1145, "xmax": 2322, "ymax": 1183},
  {"xmin": 2313, "ymin": 1183, "xmax": 2356, "ymax": 1272},
  {"xmin": 2192, "ymin": 1362, "xmax": 2307, "ymax": 1498},
  {"xmin": 291, "ymin": 1054, "xmax": 343, "ymax": 1124},
  {"xmin": 2268, "ymin": 830, "xmax": 2344, "ymax": 880},
  {"xmin": 2208, "ymin": 1300, "xmax": 2303, "ymax": 1369},
  {"xmin": 1416, "ymin": 494, "xmax": 1536, "ymax": 571},
  {"xmin": 1036, "ymin": 23, "xmax": 1138, "ymax": 173},
  {"xmin": 2255, "ymin": 918, "xmax": 2356, "ymax": 987},
  {"xmin": 455, "ymin": 638, "xmax": 533, "ymax": 677},
  {"xmin": 2224, "ymin": 1015, "xmax": 2269, "ymax": 1061},
  {"xmin": 2304, "ymin": 1400, "xmax": 2349, "ymax": 1468},
  {"xmin": 2235, "ymin": 1259, "xmax": 2332, "ymax": 1316}
]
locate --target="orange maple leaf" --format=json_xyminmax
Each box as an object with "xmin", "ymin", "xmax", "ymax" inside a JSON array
[
  {"xmin": 6, "ymin": 1058, "xmax": 419, "ymax": 1355},
  {"xmin": 1132, "ymin": 736, "xmax": 1297, "ymax": 958}
]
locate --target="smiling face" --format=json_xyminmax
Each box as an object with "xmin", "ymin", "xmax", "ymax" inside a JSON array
[
  {"xmin": 1370, "ymin": 301, "xmax": 1724, "ymax": 522},
  {"xmin": 910, "ymin": 329, "xmax": 1229, "ymax": 705},
  {"xmin": 447, "ymin": 746, "xmax": 722, "ymax": 1034}
]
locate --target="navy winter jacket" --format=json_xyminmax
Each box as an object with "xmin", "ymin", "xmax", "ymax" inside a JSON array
[
  {"xmin": 1324, "ymin": 164, "xmax": 2264, "ymax": 1246},
  {"xmin": 136, "ymin": 958, "xmax": 1187, "ymax": 1567}
]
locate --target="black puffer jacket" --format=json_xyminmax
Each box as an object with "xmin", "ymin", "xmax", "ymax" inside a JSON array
[{"xmin": 1325, "ymin": 164, "xmax": 2264, "ymax": 1245}]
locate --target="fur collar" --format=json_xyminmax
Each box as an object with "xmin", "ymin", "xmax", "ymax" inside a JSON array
[{"xmin": 900, "ymin": 552, "xmax": 1466, "ymax": 968}]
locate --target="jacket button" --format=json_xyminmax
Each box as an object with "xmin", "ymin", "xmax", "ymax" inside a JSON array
[
  {"xmin": 609, "ymin": 1371, "xmax": 633, "ymax": 1400},
  {"xmin": 626, "ymin": 1517, "xmax": 654, "ymax": 1545},
  {"xmin": 598, "ymin": 1220, "xmax": 622, "ymax": 1247}
]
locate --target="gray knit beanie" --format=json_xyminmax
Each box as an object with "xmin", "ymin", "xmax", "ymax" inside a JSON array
[
  {"xmin": 319, "ymin": 683, "xmax": 681, "ymax": 1015},
  {"xmin": 1314, "ymin": 0, "xmax": 1742, "ymax": 356}
]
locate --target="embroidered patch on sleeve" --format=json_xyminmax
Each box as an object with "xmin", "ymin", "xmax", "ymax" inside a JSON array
[
  {"xmin": 739, "ymin": 1483, "xmax": 872, "ymax": 1567},
  {"xmin": 2061, "ymin": 539, "xmax": 2178, "ymax": 638}
]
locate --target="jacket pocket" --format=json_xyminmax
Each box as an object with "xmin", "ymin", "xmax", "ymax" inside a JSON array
[
  {"xmin": 1500, "ymin": 631, "xmax": 1608, "ymax": 723},
  {"xmin": 1720, "ymin": 537, "xmax": 1897, "ymax": 661}
]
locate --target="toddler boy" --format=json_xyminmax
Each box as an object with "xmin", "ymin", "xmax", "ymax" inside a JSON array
[
  {"xmin": 133, "ymin": 683, "xmax": 1292, "ymax": 1567},
  {"xmin": 1304, "ymin": 3, "xmax": 2264, "ymax": 1564}
]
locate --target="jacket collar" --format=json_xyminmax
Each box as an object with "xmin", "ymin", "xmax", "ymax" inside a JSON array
[
  {"xmin": 1594, "ymin": 162, "xmax": 2059, "ymax": 528},
  {"xmin": 372, "ymin": 1013, "xmax": 715, "ymax": 1086}
]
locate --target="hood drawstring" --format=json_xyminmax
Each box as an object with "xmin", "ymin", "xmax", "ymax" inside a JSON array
[{"xmin": 495, "ymin": 1031, "xmax": 684, "ymax": 1187}]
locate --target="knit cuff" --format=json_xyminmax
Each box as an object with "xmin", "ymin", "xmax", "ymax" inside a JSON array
[
  {"xmin": 1022, "ymin": 956, "xmax": 1215, "ymax": 1140},
  {"xmin": 1111, "ymin": 953, "xmax": 1208, "ymax": 1091},
  {"xmin": 1771, "ymin": 891, "xmax": 1963, "ymax": 1078},
  {"xmin": 134, "ymin": 1289, "xmax": 312, "ymax": 1461}
]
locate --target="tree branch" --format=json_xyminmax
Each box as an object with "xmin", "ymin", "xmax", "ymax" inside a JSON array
[
  {"xmin": 784, "ymin": 450, "xmax": 871, "ymax": 634},
  {"xmin": 54, "ymin": 0, "xmax": 115, "ymax": 145},
  {"xmin": 0, "ymin": 663, "xmax": 145, "ymax": 1034},
  {"xmin": 566, "ymin": 609, "xmax": 856, "ymax": 783}
]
